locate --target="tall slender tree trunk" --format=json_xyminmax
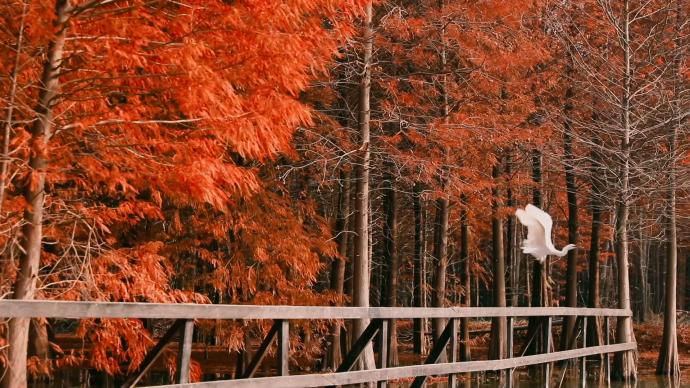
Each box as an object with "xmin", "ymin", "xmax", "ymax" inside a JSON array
[
  {"xmin": 634, "ymin": 211, "xmax": 648, "ymax": 322},
  {"xmin": 656, "ymin": 20, "xmax": 681, "ymax": 370},
  {"xmin": 352, "ymin": 1, "xmax": 376, "ymax": 371},
  {"xmin": 382, "ymin": 167, "xmax": 399, "ymax": 366},
  {"xmin": 459, "ymin": 194, "xmax": 471, "ymax": 361},
  {"xmin": 489, "ymin": 162, "xmax": 506, "ymax": 360},
  {"xmin": 432, "ymin": 196, "xmax": 449, "ymax": 362},
  {"xmin": 505, "ymin": 154, "xmax": 517, "ymax": 307},
  {"xmin": 587, "ymin": 138, "xmax": 604, "ymax": 348},
  {"xmin": 612, "ymin": 2, "xmax": 637, "ymax": 379},
  {"xmin": 328, "ymin": 170, "xmax": 351, "ymax": 369},
  {"xmin": 526, "ymin": 150, "xmax": 548, "ymax": 360},
  {"xmin": 686, "ymin": 251, "xmax": 690, "ymax": 311},
  {"xmin": 431, "ymin": 0, "xmax": 450, "ymax": 362},
  {"xmin": 413, "ymin": 183, "xmax": 426, "ymax": 355},
  {"xmin": 561, "ymin": 85, "xmax": 579, "ymax": 351},
  {"xmin": 656, "ymin": 127, "xmax": 679, "ymax": 376},
  {"xmin": 0, "ymin": 0, "xmax": 28, "ymax": 213},
  {"xmin": 3, "ymin": 2, "xmax": 71, "ymax": 387},
  {"xmin": 678, "ymin": 250, "xmax": 685, "ymax": 312}
]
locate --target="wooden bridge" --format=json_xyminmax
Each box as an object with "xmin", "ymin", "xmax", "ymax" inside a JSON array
[{"xmin": 0, "ymin": 300, "xmax": 636, "ymax": 388}]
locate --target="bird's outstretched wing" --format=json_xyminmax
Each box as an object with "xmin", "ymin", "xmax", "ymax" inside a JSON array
[
  {"xmin": 525, "ymin": 204, "xmax": 555, "ymax": 250},
  {"xmin": 516, "ymin": 208, "xmax": 546, "ymax": 257}
]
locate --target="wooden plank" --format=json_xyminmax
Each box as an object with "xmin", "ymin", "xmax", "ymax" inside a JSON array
[
  {"xmin": 241, "ymin": 321, "xmax": 280, "ymax": 379},
  {"xmin": 447, "ymin": 318, "xmax": 458, "ymax": 388},
  {"xmin": 581, "ymin": 317, "xmax": 587, "ymax": 387},
  {"xmin": 377, "ymin": 320, "xmax": 388, "ymax": 388},
  {"xmin": 0, "ymin": 300, "xmax": 633, "ymax": 320},
  {"xmin": 144, "ymin": 343, "xmax": 636, "ymax": 388},
  {"xmin": 544, "ymin": 316, "xmax": 552, "ymax": 388},
  {"xmin": 121, "ymin": 319, "xmax": 185, "ymax": 388},
  {"xmin": 176, "ymin": 320, "xmax": 194, "ymax": 384},
  {"xmin": 277, "ymin": 320, "xmax": 289, "ymax": 376},
  {"xmin": 506, "ymin": 316, "xmax": 513, "ymax": 388}
]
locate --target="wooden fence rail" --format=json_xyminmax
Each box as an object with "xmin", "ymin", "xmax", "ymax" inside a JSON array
[{"xmin": 0, "ymin": 300, "xmax": 635, "ymax": 388}]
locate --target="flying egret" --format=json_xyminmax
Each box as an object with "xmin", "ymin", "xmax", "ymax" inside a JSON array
[{"xmin": 515, "ymin": 204, "xmax": 576, "ymax": 263}]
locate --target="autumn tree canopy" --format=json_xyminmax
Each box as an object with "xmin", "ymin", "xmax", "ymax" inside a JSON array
[{"xmin": 2, "ymin": 0, "xmax": 689, "ymax": 386}]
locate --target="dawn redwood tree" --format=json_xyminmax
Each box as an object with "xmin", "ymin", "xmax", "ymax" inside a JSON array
[
  {"xmin": 382, "ymin": 163, "xmax": 400, "ymax": 366},
  {"xmin": 488, "ymin": 161, "xmax": 506, "ymax": 361},
  {"xmin": 587, "ymin": 134, "xmax": 605, "ymax": 348},
  {"xmin": 413, "ymin": 182, "xmax": 427, "ymax": 355},
  {"xmin": 0, "ymin": 0, "xmax": 366, "ymax": 384},
  {"xmin": 328, "ymin": 170, "xmax": 351, "ymax": 369},
  {"xmin": 351, "ymin": 0, "xmax": 377, "ymax": 372},
  {"xmin": 657, "ymin": 1, "xmax": 688, "ymax": 376},
  {"xmin": 560, "ymin": 67, "xmax": 579, "ymax": 352},
  {"xmin": 4, "ymin": 2, "xmax": 71, "ymax": 385},
  {"xmin": 557, "ymin": 0, "xmax": 684, "ymax": 379},
  {"xmin": 459, "ymin": 195, "xmax": 471, "ymax": 361}
]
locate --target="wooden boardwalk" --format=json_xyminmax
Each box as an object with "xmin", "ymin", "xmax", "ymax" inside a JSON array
[{"xmin": 0, "ymin": 300, "xmax": 636, "ymax": 388}]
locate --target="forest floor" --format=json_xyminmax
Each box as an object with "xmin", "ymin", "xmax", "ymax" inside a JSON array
[{"xmin": 635, "ymin": 319, "xmax": 690, "ymax": 379}]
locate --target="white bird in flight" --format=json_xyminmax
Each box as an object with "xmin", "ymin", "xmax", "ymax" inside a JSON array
[{"xmin": 515, "ymin": 204, "xmax": 576, "ymax": 263}]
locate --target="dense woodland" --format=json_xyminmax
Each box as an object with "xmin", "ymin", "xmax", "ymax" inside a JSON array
[{"xmin": 1, "ymin": 0, "xmax": 690, "ymax": 386}]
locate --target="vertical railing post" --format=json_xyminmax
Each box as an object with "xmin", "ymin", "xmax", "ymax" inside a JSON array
[
  {"xmin": 581, "ymin": 316, "xmax": 587, "ymax": 387},
  {"xmin": 176, "ymin": 319, "xmax": 194, "ymax": 384},
  {"xmin": 448, "ymin": 318, "xmax": 458, "ymax": 388},
  {"xmin": 544, "ymin": 316, "xmax": 552, "ymax": 388},
  {"xmin": 377, "ymin": 319, "xmax": 388, "ymax": 388},
  {"xmin": 506, "ymin": 316, "xmax": 514, "ymax": 388},
  {"xmin": 277, "ymin": 319, "xmax": 289, "ymax": 376},
  {"xmin": 605, "ymin": 317, "xmax": 610, "ymax": 385}
]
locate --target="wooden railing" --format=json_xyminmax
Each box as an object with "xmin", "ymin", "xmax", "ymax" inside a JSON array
[{"xmin": 0, "ymin": 300, "xmax": 635, "ymax": 388}]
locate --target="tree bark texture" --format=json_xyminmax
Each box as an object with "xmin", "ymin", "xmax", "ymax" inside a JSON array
[
  {"xmin": 4, "ymin": 2, "xmax": 70, "ymax": 387},
  {"xmin": 413, "ymin": 183, "xmax": 426, "ymax": 355},
  {"xmin": 352, "ymin": 1, "xmax": 376, "ymax": 371},
  {"xmin": 459, "ymin": 195, "xmax": 471, "ymax": 361},
  {"xmin": 489, "ymin": 162, "xmax": 506, "ymax": 360},
  {"xmin": 561, "ymin": 86, "xmax": 579, "ymax": 351},
  {"xmin": 382, "ymin": 167, "xmax": 399, "ymax": 366}
]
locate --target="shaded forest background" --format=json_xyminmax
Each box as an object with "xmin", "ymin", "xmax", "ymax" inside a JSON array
[{"xmin": 1, "ymin": 0, "xmax": 690, "ymax": 385}]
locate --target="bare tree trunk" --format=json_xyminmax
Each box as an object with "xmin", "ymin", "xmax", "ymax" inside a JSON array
[
  {"xmin": 432, "ymin": 196, "xmax": 449, "ymax": 362},
  {"xmin": 655, "ymin": 242, "xmax": 664, "ymax": 314},
  {"xmin": 678, "ymin": 249, "xmax": 685, "ymax": 312},
  {"xmin": 587, "ymin": 139, "xmax": 604, "ymax": 348},
  {"xmin": 459, "ymin": 194, "xmax": 471, "ymax": 361},
  {"xmin": 352, "ymin": 1, "xmax": 376, "ymax": 372},
  {"xmin": 431, "ymin": 0, "xmax": 450, "ymax": 362},
  {"xmin": 505, "ymin": 154, "xmax": 517, "ymax": 307},
  {"xmin": 3, "ymin": 2, "xmax": 71, "ymax": 387},
  {"xmin": 561, "ymin": 86, "xmax": 579, "ymax": 351},
  {"xmin": 686, "ymin": 251, "xmax": 690, "ymax": 311},
  {"xmin": 328, "ymin": 170, "xmax": 351, "ymax": 369},
  {"xmin": 634, "ymin": 211, "xmax": 649, "ymax": 322},
  {"xmin": 656, "ymin": 141, "xmax": 679, "ymax": 376},
  {"xmin": 656, "ymin": 22, "xmax": 682, "ymax": 368},
  {"xmin": 489, "ymin": 162, "xmax": 506, "ymax": 361},
  {"xmin": 526, "ymin": 150, "xmax": 548, "ymax": 361},
  {"xmin": 382, "ymin": 167, "xmax": 399, "ymax": 366},
  {"xmin": 0, "ymin": 0, "xmax": 29, "ymax": 213},
  {"xmin": 343, "ymin": 178, "xmax": 356, "ymax": 357},
  {"xmin": 612, "ymin": 2, "xmax": 637, "ymax": 379},
  {"xmin": 413, "ymin": 182, "xmax": 426, "ymax": 355}
]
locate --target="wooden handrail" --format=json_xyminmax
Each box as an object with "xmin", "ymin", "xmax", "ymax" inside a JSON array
[
  {"xmin": 0, "ymin": 300, "xmax": 635, "ymax": 388},
  {"xmin": 144, "ymin": 343, "xmax": 637, "ymax": 388},
  {"xmin": 0, "ymin": 300, "xmax": 632, "ymax": 320}
]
